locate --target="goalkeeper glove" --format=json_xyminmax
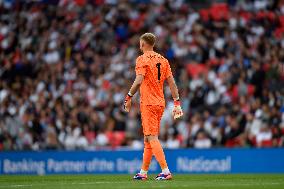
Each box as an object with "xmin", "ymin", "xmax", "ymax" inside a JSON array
[
  {"xmin": 172, "ymin": 99, "xmax": 183, "ymax": 119},
  {"xmin": 124, "ymin": 93, "xmax": 133, "ymax": 112}
]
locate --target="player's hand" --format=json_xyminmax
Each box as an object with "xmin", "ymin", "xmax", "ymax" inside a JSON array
[
  {"xmin": 124, "ymin": 94, "xmax": 132, "ymax": 112},
  {"xmin": 172, "ymin": 100, "xmax": 183, "ymax": 119}
]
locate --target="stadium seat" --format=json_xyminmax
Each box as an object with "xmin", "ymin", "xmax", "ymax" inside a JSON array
[
  {"xmin": 281, "ymin": 128, "xmax": 284, "ymax": 135},
  {"xmin": 260, "ymin": 140, "xmax": 273, "ymax": 147},
  {"xmin": 279, "ymin": 15, "xmax": 284, "ymax": 26},
  {"xmin": 186, "ymin": 63, "xmax": 208, "ymax": 79},
  {"xmin": 225, "ymin": 138, "xmax": 241, "ymax": 148},
  {"xmin": 85, "ymin": 131, "xmax": 96, "ymax": 145},
  {"xmin": 106, "ymin": 131, "xmax": 126, "ymax": 148},
  {"xmin": 199, "ymin": 9, "xmax": 210, "ymax": 21},
  {"xmin": 210, "ymin": 3, "xmax": 229, "ymax": 21},
  {"xmin": 231, "ymin": 84, "xmax": 255, "ymax": 102}
]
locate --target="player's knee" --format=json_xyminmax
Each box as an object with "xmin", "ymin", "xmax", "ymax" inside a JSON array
[
  {"xmin": 145, "ymin": 135, "xmax": 158, "ymax": 141},
  {"xmin": 144, "ymin": 136, "xmax": 148, "ymax": 143}
]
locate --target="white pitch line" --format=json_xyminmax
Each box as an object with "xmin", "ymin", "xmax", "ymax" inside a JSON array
[
  {"xmin": 0, "ymin": 185, "xmax": 33, "ymax": 188},
  {"xmin": 0, "ymin": 182, "xmax": 130, "ymax": 188},
  {"xmin": 0, "ymin": 181, "xmax": 281, "ymax": 188}
]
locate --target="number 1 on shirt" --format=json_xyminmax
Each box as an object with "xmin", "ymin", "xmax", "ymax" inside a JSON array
[{"xmin": 156, "ymin": 63, "xmax": 161, "ymax": 81}]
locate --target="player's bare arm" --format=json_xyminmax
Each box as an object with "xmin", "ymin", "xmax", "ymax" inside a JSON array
[
  {"xmin": 167, "ymin": 76, "xmax": 179, "ymax": 101},
  {"xmin": 124, "ymin": 74, "xmax": 144, "ymax": 112},
  {"xmin": 167, "ymin": 76, "xmax": 183, "ymax": 119}
]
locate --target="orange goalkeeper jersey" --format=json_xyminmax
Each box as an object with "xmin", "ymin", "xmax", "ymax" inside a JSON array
[{"xmin": 135, "ymin": 51, "xmax": 173, "ymax": 107}]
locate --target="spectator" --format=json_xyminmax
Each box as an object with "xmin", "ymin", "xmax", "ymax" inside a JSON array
[{"xmin": 193, "ymin": 131, "xmax": 212, "ymax": 149}]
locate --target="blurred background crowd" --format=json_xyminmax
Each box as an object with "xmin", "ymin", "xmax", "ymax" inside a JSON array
[{"xmin": 0, "ymin": 0, "xmax": 284, "ymax": 151}]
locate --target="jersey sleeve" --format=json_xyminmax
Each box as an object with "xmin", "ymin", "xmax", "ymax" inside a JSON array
[
  {"xmin": 135, "ymin": 56, "xmax": 146, "ymax": 76},
  {"xmin": 165, "ymin": 60, "xmax": 173, "ymax": 78}
]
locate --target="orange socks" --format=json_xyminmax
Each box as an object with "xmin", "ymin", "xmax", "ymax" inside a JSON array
[
  {"xmin": 141, "ymin": 139, "xmax": 169, "ymax": 173},
  {"xmin": 149, "ymin": 139, "xmax": 168, "ymax": 169},
  {"xmin": 141, "ymin": 141, "xmax": 153, "ymax": 171}
]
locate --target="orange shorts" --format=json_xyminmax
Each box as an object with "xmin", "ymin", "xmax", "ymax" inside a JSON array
[{"xmin": 140, "ymin": 105, "xmax": 165, "ymax": 136}]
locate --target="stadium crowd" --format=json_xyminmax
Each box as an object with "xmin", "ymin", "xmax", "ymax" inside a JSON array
[{"xmin": 0, "ymin": 0, "xmax": 284, "ymax": 150}]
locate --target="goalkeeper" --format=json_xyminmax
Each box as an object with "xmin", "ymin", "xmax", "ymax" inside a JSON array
[{"xmin": 124, "ymin": 33, "xmax": 183, "ymax": 180}]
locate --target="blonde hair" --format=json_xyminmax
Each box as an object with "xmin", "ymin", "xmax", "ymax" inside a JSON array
[{"xmin": 140, "ymin": 33, "xmax": 156, "ymax": 46}]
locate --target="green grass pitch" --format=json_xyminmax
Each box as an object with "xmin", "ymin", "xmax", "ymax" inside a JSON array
[{"xmin": 0, "ymin": 174, "xmax": 283, "ymax": 189}]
